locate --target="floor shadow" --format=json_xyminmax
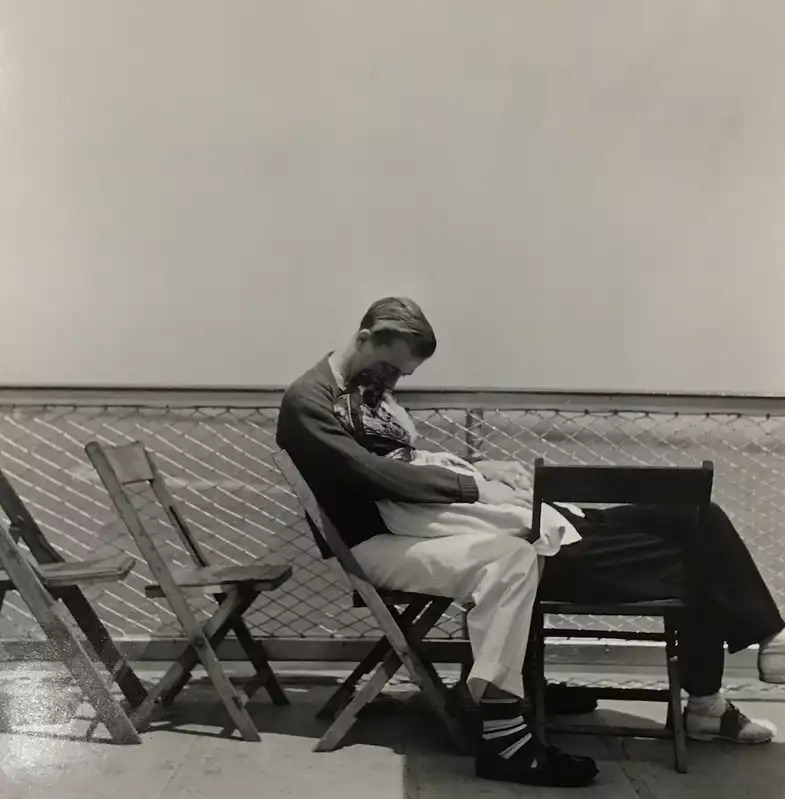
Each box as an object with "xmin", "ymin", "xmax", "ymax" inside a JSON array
[{"xmin": 143, "ymin": 683, "xmax": 447, "ymax": 754}]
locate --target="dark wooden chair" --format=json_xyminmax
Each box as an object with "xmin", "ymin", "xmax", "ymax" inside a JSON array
[
  {"xmin": 86, "ymin": 440, "xmax": 292, "ymax": 742},
  {"xmin": 0, "ymin": 468, "xmax": 146, "ymax": 743},
  {"xmin": 527, "ymin": 458, "xmax": 714, "ymax": 774},
  {"xmin": 275, "ymin": 450, "xmax": 470, "ymax": 753}
]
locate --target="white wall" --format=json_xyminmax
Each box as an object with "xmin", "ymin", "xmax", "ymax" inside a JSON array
[{"xmin": 2, "ymin": 1, "xmax": 785, "ymax": 392}]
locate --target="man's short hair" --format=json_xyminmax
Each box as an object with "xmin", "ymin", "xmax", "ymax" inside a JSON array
[{"xmin": 359, "ymin": 297, "xmax": 437, "ymax": 359}]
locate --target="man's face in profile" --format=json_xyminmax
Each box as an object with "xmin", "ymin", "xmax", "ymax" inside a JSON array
[{"xmin": 351, "ymin": 335, "xmax": 426, "ymax": 391}]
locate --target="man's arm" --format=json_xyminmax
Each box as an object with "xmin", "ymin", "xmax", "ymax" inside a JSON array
[
  {"xmin": 474, "ymin": 460, "xmax": 532, "ymax": 490},
  {"xmin": 278, "ymin": 384, "xmax": 479, "ymax": 505}
]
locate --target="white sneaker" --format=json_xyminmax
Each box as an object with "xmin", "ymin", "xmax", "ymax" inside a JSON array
[{"xmin": 685, "ymin": 700, "xmax": 775, "ymax": 744}]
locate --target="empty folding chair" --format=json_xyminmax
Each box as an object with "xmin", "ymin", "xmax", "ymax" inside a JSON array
[
  {"xmin": 0, "ymin": 469, "xmax": 148, "ymax": 708},
  {"xmin": 86, "ymin": 440, "xmax": 292, "ymax": 742},
  {"xmin": 0, "ymin": 470, "xmax": 144, "ymax": 744}
]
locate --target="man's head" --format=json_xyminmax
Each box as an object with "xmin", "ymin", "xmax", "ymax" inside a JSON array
[{"xmin": 344, "ymin": 297, "xmax": 436, "ymax": 390}]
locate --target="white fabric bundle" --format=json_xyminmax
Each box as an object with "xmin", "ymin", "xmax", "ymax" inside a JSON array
[{"xmin": 377, "ymin": 450, "xmax": 582, "ymax": 557}]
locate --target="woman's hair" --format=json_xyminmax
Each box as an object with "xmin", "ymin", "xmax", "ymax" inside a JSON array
[{"xmin": 358, "ymin": 297, "xmax": 437, "ymax": 359}]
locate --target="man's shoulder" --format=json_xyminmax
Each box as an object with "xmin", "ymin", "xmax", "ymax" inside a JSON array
[
  {"xmin": 281, "ymin": 356, "xmax": 336, "ymax": 411},
  {"xmin": 277, "ymin": 356, "xmax": 339, "ymax": 447}
]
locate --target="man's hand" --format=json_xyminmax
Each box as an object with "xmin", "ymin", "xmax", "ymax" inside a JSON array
[
  {"xmin": 474, "ymin": 460, "xmax": 533, "ymax": 491},
  {"xmin": 477, "ymin": 479, "xmax": 533, "ymax": 507}
]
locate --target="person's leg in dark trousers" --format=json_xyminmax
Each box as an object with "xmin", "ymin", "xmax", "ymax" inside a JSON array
[
  {"xmin": 542, "ymin": 502, "xmax": 783, "ymax": 694},
  {"xmin": 540, "ymin": 502, "xmax": 785, "ymax": 742}
]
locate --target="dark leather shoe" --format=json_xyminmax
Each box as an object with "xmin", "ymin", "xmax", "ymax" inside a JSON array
[{"xmin": 476, "ymin": 743, "xmax": 599, "ymax": 787}]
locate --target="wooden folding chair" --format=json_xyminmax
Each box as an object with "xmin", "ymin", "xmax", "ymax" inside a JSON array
[
  {"xmin": 527, "ymin": 458, "xmax": 714, "ymax": 774},
  {"xmin": 275, "ymin": 450, "xmax": 470, "ymax": 753},
  {"xmin": 0, "ymin": 470, "xmax": 148, "ymax": 708},
  {"xmin": 0, "ymin": 471, "xmax": 143, "ymax": 744},
  {"xmin": 86, "ymin": 440, "xmax": 292, "ymax": 743}
]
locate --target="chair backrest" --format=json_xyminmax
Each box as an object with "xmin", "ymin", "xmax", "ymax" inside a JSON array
[
  {"xmin": 85, "ymin": 441, "xmax": 210, "ymax": 569},
  {"xmin": 274, "ymin": 451, "xmax": 368, "ymax": 581},
  {"xmin": 0, "ymin": 469, "xmax": 63, "ymax": 564},
  {"xmin": 531, "ymin": 458, "xmax": 714, "ymax": 539}
]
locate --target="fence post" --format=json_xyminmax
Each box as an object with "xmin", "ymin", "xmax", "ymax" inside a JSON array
[{"xmin": 465, "ymin": 408, "xmax": 484, "ymax": 463}]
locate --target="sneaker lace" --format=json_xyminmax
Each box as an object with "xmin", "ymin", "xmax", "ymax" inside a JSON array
[{"xmin": 724, "ymin": 700, "xmax": 752, "ymax": 728}]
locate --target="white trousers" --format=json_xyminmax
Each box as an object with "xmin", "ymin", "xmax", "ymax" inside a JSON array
[{"xmin": 352, "ymin": 530, "xmax": 540, "ymax": 702}]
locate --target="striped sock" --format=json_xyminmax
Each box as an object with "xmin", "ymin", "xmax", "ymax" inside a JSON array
[{"xmin": 480, "ymin": 697, "xmax": 535, "ymax": 760}]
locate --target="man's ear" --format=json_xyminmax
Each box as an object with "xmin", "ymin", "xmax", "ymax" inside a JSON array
[{"xmin": 355, "ymin": 328, "xmax": 372, "ymax": 346}]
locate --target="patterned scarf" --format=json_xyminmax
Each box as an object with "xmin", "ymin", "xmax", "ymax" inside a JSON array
[{"xmin": 334, "ymin": 370, "xmax": 416, "ymax": 461}]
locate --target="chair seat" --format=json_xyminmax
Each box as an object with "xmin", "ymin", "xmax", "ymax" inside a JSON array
[
  {"xmin": 144, "ymin": 560, "xmax": 292, "ymax": 598},
  {"xmin": 540, "ymin": 598, "xmax": 684, "ymax": 617},
  {"xmin": 352, "ymin": 588, "xmax": 449, "ymax": 608},
  {"xmin": 0, "ymin": 553, "xmax": 135, "ymax": 591}
]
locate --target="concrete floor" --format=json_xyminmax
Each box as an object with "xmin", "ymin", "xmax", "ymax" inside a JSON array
[{"xmin": 1, "ymin": 666, "xmax": 785, "ymax": 798}]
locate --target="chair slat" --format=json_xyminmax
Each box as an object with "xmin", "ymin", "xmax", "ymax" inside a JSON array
[
  {"xmin": 144, "ymin": 561, "xmax": 292, "ymax": 597},
  {"xmin": 540, "ymin": 599, "xmax": 683, "ymax": 617},
  {"xmin": 147, "ymin": 468, "xmax": 211, "ymax": 568},
  {"xmin": 352, "ymin": 588, "xmax": 450, "ymax": 608},
  {"xmin": 533, "ymin": 460, "xmax": 713, "ymax": 506},
  {"xmin": 0, "ymin": 553, "xmax": 134, "ymax": 590},
  {"xmin": 99, "ymin": 442, "xmax": 156, "ymax": 485}
]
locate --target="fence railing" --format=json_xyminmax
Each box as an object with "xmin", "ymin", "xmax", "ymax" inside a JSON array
[{"xmin": 1, "ymin": 386, "xmax": 784, "ymax": 661}]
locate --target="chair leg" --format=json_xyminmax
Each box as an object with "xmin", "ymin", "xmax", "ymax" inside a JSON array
[
  {"xmin": 458, "ymin": 606, "xmax": 471, "ymax": 687},
  {"xmin": 132, "ymin": 591, "xmax": 259, "ymax": 740},
  {"xmin": 232, "ymin": 617, "xmax": 289, "ymax": 706},
  {"xmin": 390, "ymin": 599, "xmax": 471, "ymax": 754},
  {"xmin": 318, "ymin": 637, "xmax": 391, "ymax": 720},
  {"xmin": 158, "ymin": 591, "xmax": 257, "ymax": 707},
  {"xmin": 316, "ymin": 647, "xmax": 404, "ymax": 752},
  {"xmin": 315, "ymin": 598, "xmax": 460, "ymax": 753},
  {"xmin": 190, "ymin": 630, "xmax": 260, "ymax": 742},
  {"xmin": 391, "ymin": 600, "xmax": 454, "ymax": 703},
  {"xmin": 664, "ymin": 617, "xmax": 687, "ymax": 774},
  {"xmin": 317, "ymin": 600, "xmax": 427, "ymax": 721},
  {"xmin": 60, "ymin": 587, "xmax": 148, "ymax": 708},
  {"xmin": 528, "ymin": 609, "xmax": 547, "ymax": 744}
]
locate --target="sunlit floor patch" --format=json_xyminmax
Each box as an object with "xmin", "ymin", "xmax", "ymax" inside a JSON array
[{"xmin": 0, "ymin": 665, "xmax": 96, "ymax": 779}]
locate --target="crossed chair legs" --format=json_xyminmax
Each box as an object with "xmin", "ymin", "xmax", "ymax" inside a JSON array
[
  {"xmin": 313, "ymin": 595, "xmax": 471, "ymax": 753},
  {"xmin": 130, "ymin": 586, "xmax": 288, "ymax": 742}
]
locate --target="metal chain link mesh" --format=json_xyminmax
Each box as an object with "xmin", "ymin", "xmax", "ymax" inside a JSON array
[{"xmin": 1, "ymin": 397, "xmax": 783, "ymax": 646}]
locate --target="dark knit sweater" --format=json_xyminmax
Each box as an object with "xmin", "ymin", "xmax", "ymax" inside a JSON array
[{"xmin": 276, "ymin": 356, "xmax": 480, "ymax": 553}]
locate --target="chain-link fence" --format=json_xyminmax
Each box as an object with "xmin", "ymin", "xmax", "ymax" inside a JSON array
[{"xmin": 1, "ymin": 388, "xmax": 784, "ymax": 657}]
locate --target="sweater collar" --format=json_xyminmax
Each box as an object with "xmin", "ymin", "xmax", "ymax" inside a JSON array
[
  {"xmin": 313, "ymin": 353, "xmax": 342, "ymax": 392},
  {"xmin": 326, "ymin": 351, "xmax": 346, "ymax": 390}
]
